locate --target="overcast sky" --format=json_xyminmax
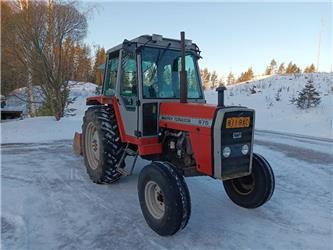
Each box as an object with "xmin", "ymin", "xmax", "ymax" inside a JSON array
[{"xmin": 84, "ymin": 1, "xmax": 332, "ymax": 76}]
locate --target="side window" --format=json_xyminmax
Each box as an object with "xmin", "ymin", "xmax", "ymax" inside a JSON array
[
  {"xmin": 142, "ymin": 61, "xmax": 157, "ymax": 98},
  {"xmin": 178, "ymin": 55, "xmax": 201, "ymax": 99},
  {"xmin": 120, "ymin": 50, "xmax": 137, "ymax": 107},
  {"xmin": 103, "ymin": 52, "xmax": 119, "ymax": 96}
]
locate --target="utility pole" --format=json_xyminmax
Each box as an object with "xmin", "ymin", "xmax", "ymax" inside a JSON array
[{"xmin": 316, "ymin": 17, "xmax": 324, "ymax": 72}]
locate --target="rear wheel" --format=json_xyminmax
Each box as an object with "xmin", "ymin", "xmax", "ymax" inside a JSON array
[
  {"xmin": 223, "ymin": 153, "xmax": 275, "ymax": 208},
  {"xmin": 82, "ymin": 105, "xmax": 125, "ymax": 184},
  {"xmin": 138, "ymin": 162, "xmax": 191, "ymax": 236}
]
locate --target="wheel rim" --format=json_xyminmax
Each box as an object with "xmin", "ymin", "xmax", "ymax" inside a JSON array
[
  {"xmin": 144, "ymin": 181, "xmax": 165, "ymax": 219},
  {"xmin": 85, "ymin": 122, "xmax": 100, "ymax": 170},
  {"xmin": 231, "ymin": 174, "xmax": 255, "ymax": 195}
]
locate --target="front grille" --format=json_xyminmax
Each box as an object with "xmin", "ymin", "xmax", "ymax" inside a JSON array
[{"xmin": 221, "ymin": 110, "xmax": 254, "ymax": 179}]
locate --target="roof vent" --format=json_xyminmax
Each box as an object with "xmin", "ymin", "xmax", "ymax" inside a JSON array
[{"xmin": 152, "ymin": 34, "xmax": 163, "ymax": 41}]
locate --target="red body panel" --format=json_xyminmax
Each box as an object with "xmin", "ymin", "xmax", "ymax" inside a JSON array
[
  {"xmin": 86, "ymin": 96, "xmax": 113, "ymax": 105},
  {"xmin": 85, "ymin": 96, "xmax": 218, "ymax": 176},
  {"xmin": 159, "ymin": 102, "xmax": 217, "ymax": 176},
  {"xmin": 160, "ymin": 102, "xmax": 216, "ymax": 119}
]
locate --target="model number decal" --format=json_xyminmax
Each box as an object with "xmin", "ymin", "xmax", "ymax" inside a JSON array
[{"xmin": 160, "ymin": 115, "xmax": 212, "ymax": 127}]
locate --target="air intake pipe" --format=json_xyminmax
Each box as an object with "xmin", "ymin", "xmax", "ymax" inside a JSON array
[{"xmin": 216, "ymin": 86, "xmax": 227, "ymax": 107}]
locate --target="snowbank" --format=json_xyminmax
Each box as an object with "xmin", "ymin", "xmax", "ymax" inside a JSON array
[
  {"xmin": 206, "ymin": 73, "xmax": 333, "ymax": 139},
  {"xmin": 1, "ymin": 82, "xmax": 96, "ymax": 144}
]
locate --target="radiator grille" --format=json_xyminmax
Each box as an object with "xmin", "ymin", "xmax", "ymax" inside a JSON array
[{"xmin": 221, "ymin": 110, "xmax": 254, "ymax": 179}]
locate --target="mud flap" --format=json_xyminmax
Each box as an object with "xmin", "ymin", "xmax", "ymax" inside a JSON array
[{"xmin": 73, "ymin": 132, "xmax": 82, "ymax": 156}]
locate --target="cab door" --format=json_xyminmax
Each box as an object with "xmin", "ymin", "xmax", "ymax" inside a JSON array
[{"xmin": 116, "ymin": 49, "xmax": 139, "ymax": 137}]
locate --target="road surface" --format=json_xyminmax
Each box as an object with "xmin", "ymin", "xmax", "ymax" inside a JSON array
[{"xmin": 1, "ymin": 131, "xmax": 332, "ymax": 249}]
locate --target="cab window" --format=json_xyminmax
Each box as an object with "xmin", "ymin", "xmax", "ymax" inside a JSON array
[
  {"xmin": 141, "ymin": 47, "xmax": 202, "ymax": 99},
  {"xmin": 103, "ymin": 52, "xmax": 119, "ymax": 96},
  {"xmin": 120, "ymin": 50, "xmax": 137, "ymax": 107}
]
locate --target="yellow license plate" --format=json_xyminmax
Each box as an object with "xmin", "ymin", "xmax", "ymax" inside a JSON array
[{"xmin": 226, "ymin": 117, "xmax": 250, "ymax": 128}]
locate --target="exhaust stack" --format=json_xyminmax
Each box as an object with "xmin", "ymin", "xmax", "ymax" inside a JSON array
[
  {"xmin": 216, "ymin": 86, "xmax": 227, "ymax": 107},
  {"xmin": 180, "ymin": 31, "xmax": 188, "ymax": 103}
]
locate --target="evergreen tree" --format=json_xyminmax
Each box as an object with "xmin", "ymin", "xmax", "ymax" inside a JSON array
[
  {"xmin": 218, "ymin": 77, "xmax": 225, "ymax": 87},
  {"xmin": 237, "ymin": 67, "xmax": 254, "ymax": 83},
  {"xmin": 304, "ymin": 64, "xmax": 316, "ymax": 73},
  {"xmin": 73, "ymin": 43, "xmax": 93, "ymax": 81},
  {"xmin": 270, "ymin": 59, "xmax": 277, "ymax": 74},
  {"xmin": 265, "ymin": 59, "xmax": 277, "ymax": 75},
  {"xmin": 286, "ymin": 62, "xmax": 301, "ymax": 74},
  {"xmin": 295, "ymin": 80, "xmax": 321, "ymax": 109},
  {"xmin": 277, "ymin": 63, "xmax": 286, "ymax": 75},
  {"xmin": 286, "ymin": 62, "xmax": 294, "ymax": 74},
  {"xmin": 200, "ymin": 68, "xmax": 211, "ymax": 90},
  {"xmin": 292, "ymin": 64, "xmax": 301, "ymax": 74},
  {"xmin": 93, "ymin": 47, "xmax": 106, "ymax": 85},
  {"xmin": 265, "ymin": 66, "xmax": 272, "ymax": 75},
  {"xmin": 246, "ymin": 67, "xmax": 254, "ymax": 80},
  {"xmin": 210, "ymin": 71, "xmax": 218, "ymax": 89},
  {"xmin": 227, "ymin": 71, "xmax": 235, "ymax": 85}
]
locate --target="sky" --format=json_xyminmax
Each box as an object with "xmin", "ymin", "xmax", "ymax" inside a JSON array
[{"xmin": 83, "ymin": 1, "xmax": 332, "ymax": 77}]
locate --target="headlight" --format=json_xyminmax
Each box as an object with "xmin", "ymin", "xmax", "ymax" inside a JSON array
[
  {"xmin": 241, "ymin": 144, "xmax": 249, "ymax": 155},
  {"xmin": 222, "ymin": 147, "xmax": 231, "ymax": 158}
]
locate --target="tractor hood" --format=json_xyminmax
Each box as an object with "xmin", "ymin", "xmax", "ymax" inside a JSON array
[{"xmin": 159, "ymin": 102, "xmax": 217, "ymax": 132}]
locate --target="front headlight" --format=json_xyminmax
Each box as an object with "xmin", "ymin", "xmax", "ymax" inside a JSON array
[
  {"xmin": 241, "ymin": 144, "xmax": 249, "ymax": 155},
  {"xmin": 223, "ymin": 146, "xmax": 231, "ymax": 158}
]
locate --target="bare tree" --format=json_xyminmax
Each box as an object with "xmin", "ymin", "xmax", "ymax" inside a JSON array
[{"xmin": 10, "ymin": 0, "xmax": 87, "ymax": 120}]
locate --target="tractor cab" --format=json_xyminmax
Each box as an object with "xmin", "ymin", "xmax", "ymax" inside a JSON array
[{"xmin": 88, "ymin": 34, "xmax": 205, "ymax": 138}]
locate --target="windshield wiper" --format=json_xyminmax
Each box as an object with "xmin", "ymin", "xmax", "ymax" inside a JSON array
[{"xmin": 155, "ymin": 42, "xmax": 171, "ymax": 66}]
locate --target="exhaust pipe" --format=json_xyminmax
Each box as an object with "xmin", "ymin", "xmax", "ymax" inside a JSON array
[
  {"xmin": 216, "ymin": 86, "xmax": 226, "ymax": 107},
  {"xmin": 180, "ymin": 31, "xmax": 187, "ymax": 103}
]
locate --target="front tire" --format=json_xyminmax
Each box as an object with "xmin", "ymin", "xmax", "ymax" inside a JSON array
[
  {"xmin": 138, "ymin": 162, "xmax": 191, "ymax": 236},
  {"xmin": 223, "ymin": 153, "xmax": 275, "ymax": 208}
]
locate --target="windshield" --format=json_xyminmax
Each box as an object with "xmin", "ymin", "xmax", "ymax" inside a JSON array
[{"xmin": 141, "ymin": 47, "xmax": 203, "ymax": 99}]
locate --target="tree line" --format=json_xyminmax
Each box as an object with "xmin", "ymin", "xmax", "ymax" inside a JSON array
[
  {"xmin": 200, "ymin": 59, "xmax": 317, "ymax": 90},
  {"xmin": 1, "ymin": 1, "xmax": 319, "ymax": 118},
  {"xmin": 1, "ymin": 1, "xmax": 106, "ymax": 119}
]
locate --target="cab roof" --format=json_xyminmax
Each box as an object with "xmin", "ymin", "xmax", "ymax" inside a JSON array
[{"xmin": 106, "ymin": 34, "xmax": 201, "ymax": 55}]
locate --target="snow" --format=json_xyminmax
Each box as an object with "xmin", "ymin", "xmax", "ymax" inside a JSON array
[
  {"xmin": 1, "ymin": 82, "xmax": 96, "ymax": 144},
  {"xmin": 206, "ymin": 73, "xmax": 333, "ymax": 139},
  {"xmin": 1, "ymin": 133, "xmax": 332, "ymax": 249}
]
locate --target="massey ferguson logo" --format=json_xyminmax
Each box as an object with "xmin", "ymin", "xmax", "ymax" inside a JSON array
[
  {"xmin": 160, "ymin": 115, "xmax": 212, "ymax": 128},
  {"xmin": 233, "ymin": 132, "xmax": 242, "ymax": 139}
]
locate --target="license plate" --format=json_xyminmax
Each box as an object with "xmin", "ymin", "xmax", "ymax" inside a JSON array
[{"xmin": 226, "ymin": 117, "xmax": 250, "ymax": 128}]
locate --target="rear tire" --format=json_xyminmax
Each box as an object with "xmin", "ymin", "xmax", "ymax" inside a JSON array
[
  {"xmin": 223, "ymin": 153, "xmax": 275, "ymax": 208},
  {"xmin": 82, "ymin": 105, "xmax": 125, "ymax": 184},
  {"xmin": 138, "ymin": 162, "xmax": 191, "ymax": 236}
]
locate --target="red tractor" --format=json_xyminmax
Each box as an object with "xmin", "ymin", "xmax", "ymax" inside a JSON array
[{"xmin": 74, "ymin": 32, "xmax": 275, "ymax": 236}]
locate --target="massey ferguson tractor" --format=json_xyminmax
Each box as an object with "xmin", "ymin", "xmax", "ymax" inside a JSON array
[{"xmin": 73, "ymin": 32, "xmax": 275, "ymax": 236}]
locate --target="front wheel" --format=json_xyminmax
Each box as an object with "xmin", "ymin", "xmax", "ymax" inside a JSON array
[
  {"xmin": 138, "ymin": 162, "xmax": 191, "ymax": 236},
  {"xmin": 223, "ymin": 153, "xmax": 275, "ymax": 208}
]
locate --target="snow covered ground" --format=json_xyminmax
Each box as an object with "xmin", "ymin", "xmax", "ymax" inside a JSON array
[{"xmin": 1, "ymin": 133, "xmax": 332, "ymax": 249}]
